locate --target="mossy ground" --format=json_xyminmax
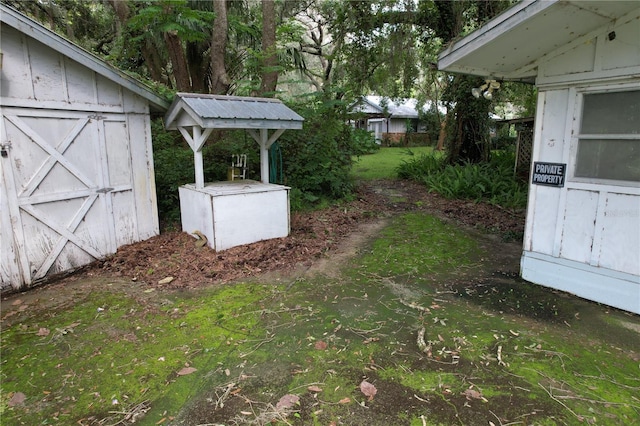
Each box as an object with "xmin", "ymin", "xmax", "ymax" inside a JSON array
[{"xmin": 1, "ymin": 212, "xmax": 638, "ymax": 425}]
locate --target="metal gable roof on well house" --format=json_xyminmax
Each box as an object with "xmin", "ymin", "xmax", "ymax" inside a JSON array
[
  {"xmin": 0, "ymin": 3, "xmax": 169, "ymax": 112},
  {"xmin": 438, "ymin": 0, "xmax": 640, "ymax": 82},
  {"xmin": 165, "ymin": 93, "xmax": 304, "ymax": 130}
]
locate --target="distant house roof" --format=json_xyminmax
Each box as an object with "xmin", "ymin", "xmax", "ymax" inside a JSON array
[
  {"xmin": 0, "ymin": 3, "xmax": 169, "ymax": 112},
  {"xmin": 354, "ymin": 96, "xmax": 445, "ymax": 119},
  {"xmin": 437, "ymin": 0, "xmax": 639, "ymax": 81},
  {"xmin": 164, "ymin": 93, "xmax": 304, "ymax": 130}
]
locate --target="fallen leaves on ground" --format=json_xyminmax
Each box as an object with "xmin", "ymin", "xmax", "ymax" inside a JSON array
[
  {"xmin": 69, "ymin": 180, "xmax": 523, "ymax": 292},
  {"xmin": 360, "ymin": 380, "xmax": 377, "ymax": 401},
  {"xmin": 8, "ymin": 392, "xmax": 26, "ymax": 407},
  {"xmin": 314, "ymin": 340, "xmax": 328, "ymax": 350},
  {"xmin": 176, "ymin": 367, "xmax": 197, "ymax": 376},
  {"xmin": 276, "ymin": 394, "xmax": 299, "ymax": 410}
]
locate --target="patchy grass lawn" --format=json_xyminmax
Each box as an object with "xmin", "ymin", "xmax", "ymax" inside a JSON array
[
  {"xmin": 1, "ymin": 209, "xmax": 638, "ymax": 426},
  {"xmin": 353, "ymin": 147, "xmax": 434, "ymax": 180}
]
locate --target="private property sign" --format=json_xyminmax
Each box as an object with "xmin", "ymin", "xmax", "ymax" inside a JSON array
[{"xmin": 532, "ymin": 162, "xmax": 566, "ymax": 187}]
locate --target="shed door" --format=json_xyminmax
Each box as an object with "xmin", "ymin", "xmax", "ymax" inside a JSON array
[{"xmin": 1, "ymin": 108, "xmax": 134, "ymax": 287}]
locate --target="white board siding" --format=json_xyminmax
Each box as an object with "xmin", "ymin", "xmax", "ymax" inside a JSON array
[
  {"xmin": 1, "ymin": 8, "xmax": 164, "ymax": 290},
  {"xmin": 537, "ymin": 9, "xmax": 640, "ymax": 88},
  {"xmin": 387, "ymin": 119, "xmax": 407, "ymax": 134},
  {"xmin": 179, "ymin": 182, "xmax": 290, "ymax": 251},
  {"xmin": 0, "ymin": 166, "xmax": 22, "ymax": 285},
  {"xmin": 542, "ymin": 37, "xmax": 596, "ymax": 78},
  {"xmin": 598, "ymin": 192, "xmax": 640, "ymax": 276},
  {"xmin": 526, "ymin": 89, "xmax": 569, "ymax": 254},
  {"xmin": 523, "ymin": 78, "xmax": 639, "ymax": 312},
  {"xmin": 0, "ymin": 28, "xmax": 34, "ymax": 100},
  {"xmin": 126, "ymin": 114, "xmax": 159, "ymax": 241},
  {"xmin": 521, "ymin": 252, "xmax": 639, "ymax": 314},
  {"xmin": 1, "ymin": 107, "xmax": 157, "ymax": 288},
  {"xmin": 0, "ymin": 25, "xmax": 126, "ymax": 110},
  {"xmin": 601, "ymin": 17, "xmax": 640, "ymax": 71},
  {"xmin": 559, "ymin": 189, "xmax": 598, "ymax": 264},
  {"xmin": 66, "ymin": 58, "xmax": 98, "ymax": 105}
]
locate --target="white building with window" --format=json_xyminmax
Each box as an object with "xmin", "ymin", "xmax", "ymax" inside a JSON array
[{"xmin": 438, "ymin": 0, "xmax": 639, "ymax": 314}]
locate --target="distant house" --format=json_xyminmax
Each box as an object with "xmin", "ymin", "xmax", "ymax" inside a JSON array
[
  {"xmin": 0, "ymin": 5, "xmax": 169, "ymax": 290},
  {"xmin": 352, "ymin": 96, "xmax": 443, "ymax": 144},
  {"xmin": 438, "ymin": 0, "xmax": 639, "ymax": 314}
]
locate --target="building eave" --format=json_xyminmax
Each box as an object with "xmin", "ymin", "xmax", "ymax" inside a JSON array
[{"xmin": 438, "ymin": 0, "xmax": 639, "ymax": 80}]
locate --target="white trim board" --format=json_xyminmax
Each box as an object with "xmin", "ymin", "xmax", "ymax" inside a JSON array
[{"xmin": 521, "ymin": 251, "xmax": 640, "ymax": 314}]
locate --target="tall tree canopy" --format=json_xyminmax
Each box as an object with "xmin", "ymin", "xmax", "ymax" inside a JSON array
[{"xmin": 4, "ymin": 0, "xmax": 523, "ymax": 163}]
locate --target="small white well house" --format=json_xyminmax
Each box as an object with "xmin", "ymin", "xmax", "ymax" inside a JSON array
[{"xmin": 164, "ymin": 93, "xmax": 304, "ymax": 251}]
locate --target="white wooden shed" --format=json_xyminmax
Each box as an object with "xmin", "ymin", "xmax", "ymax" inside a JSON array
[
  {"xmin": 164, "ymin": 93, "xmax": 304, "ymax": 251},
  {"xmin": 0, "ymin": 5, "xmax": 169, "ymax": 290},
  {"xmin": 438, "ymin": 0, "xmax": 640, "ymax": 314}
]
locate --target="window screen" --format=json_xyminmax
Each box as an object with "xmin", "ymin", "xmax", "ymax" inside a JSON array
[{"xmin": 575, "ymin": 90, "xmax": 640, "ymax": 182}]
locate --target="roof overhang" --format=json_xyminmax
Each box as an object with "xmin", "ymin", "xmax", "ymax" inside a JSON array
[
  {"xmin": 438, "ymin": 0, "xmax": 639, "ymax": 81},
  {"xmin": 164, "ymin": 93, "xmax": 304, "ymax": 131},
  {"xmin": 0, "ymin": 4, "xmax": 170, "ymax": 112}
]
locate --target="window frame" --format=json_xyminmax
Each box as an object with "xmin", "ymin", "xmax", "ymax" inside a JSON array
[{"xmin": 570, "ymin": 84, "xmax": 640, "ymax": 187}]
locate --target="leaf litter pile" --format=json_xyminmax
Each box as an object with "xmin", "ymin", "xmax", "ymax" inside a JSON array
[{"xmin": 79, "ymin": 179, "xmax": 524, "ymax": 290}]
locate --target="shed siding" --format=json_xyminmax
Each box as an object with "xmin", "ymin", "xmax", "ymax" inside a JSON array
[
  {"xmin": 526, "ymin": 89, "xmax": 568, "ymax": 255},
  {"xmin": 537, "ymin": 10, "xmax": 640, "ymax": 87},
  {"xmin": 0, "ymin": 22, "xmax": 158, "ymax": 290},
  {"xmin": 1, "ymin": 25, "xmax": 128, "ymax": 110},
  {"xmin": 559, "ymin": 189, "xmax": 598, "ymax": 264},
  {"xmin": 598, "ymin": 193, "xmax": 640, "ymax": 276},
  {"xmin": 0, "ymin": 27, "xmax": 33, "ymax": 99},
  {"xmin": 127, "ymin": 113, "xmax": 159, "ymax": 240},
  {"xmin": 601, "ymin": 17, "xmax": 640, "ymax": 71},
  {"xmin": 522, "ymin": 12, "xmax": 640, "ymax": 313}
]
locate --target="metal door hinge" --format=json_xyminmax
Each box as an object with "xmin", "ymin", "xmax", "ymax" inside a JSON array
[{"xmin": 1, "ymin": 142, "xmax": 11, "ymax": 158}]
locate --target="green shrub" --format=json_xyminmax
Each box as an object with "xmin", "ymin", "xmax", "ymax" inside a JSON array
[
  {"xmin": 397, "ymin": 150, "xmax": 527, "ymax": 210},
  {"xmin": 350, "ymin": 128, "xmax": 380, "ymax": 156},
  {"xmin": 278, "ymin": 95, "xmax": 365, "ymax": 209},
  {"xmin": 396, "ymin": 151, "xmax": 445, "ymax": 180}
]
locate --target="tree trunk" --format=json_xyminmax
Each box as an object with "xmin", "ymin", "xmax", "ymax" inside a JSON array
[
  {"xmin": 164, "ymin": 31, "xmax": 192, "ymax": 91},
  {"xmin": 107, "ymin": 0, "xmax": 129, "ymax": 37},
  {"xmin": 436, "ymin": 116, "xmax": 447, "ymax": 151},
  {"xmin": 187, "ymin": 42, "xmax": 207, "ymax": 93},
  {"xmin": 434, "ymin": 1, "xmax": 503, "ymax": 165},
  {"xmin": 444, "ymin": 75, "xmax": 491, "ymax": 164},
  {"xmin": 259, "ymin": 0, "xmax": 278, "ymax": 96},
  {"xmin": 210, "ymin": 0, "xmax": 230, "ymax": 95},
  {"xmin": 141, "ymin": 42, "xmax": 166, "ymax": 85}
]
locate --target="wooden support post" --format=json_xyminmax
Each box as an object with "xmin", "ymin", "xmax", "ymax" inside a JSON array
[
  {"xmin": 259, "ymin": 129, "xmax": 269, "ymax": 184},
  {"xmin": 248, "ymin": 128, "xmax": 286, "ymax": 184},
  {"xmin": 178, "ymin": 126, "xmax": 213, "ymax": 190},
  {"xmin": 193, "ymin": 126, "xmax": 204, "ymax": 189}
]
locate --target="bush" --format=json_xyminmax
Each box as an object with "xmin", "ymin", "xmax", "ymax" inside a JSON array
[
  {"xmin": 351, "ymin": 128, "xmax": 380, "ymax": 156},
  {"xmin": 397, "ymin": 150, "xmax": 527, "ymax": 210},
  {"xmin": 278, "ymin": 95, "xmax": 366, "ymax": 209}
]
